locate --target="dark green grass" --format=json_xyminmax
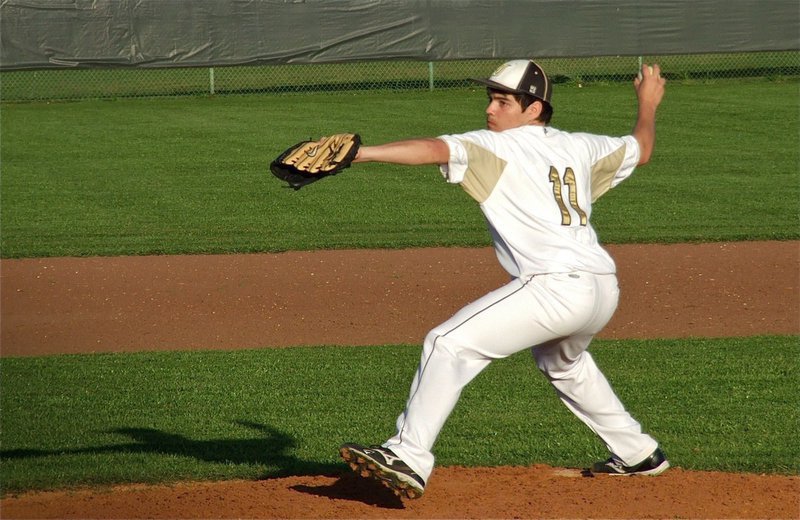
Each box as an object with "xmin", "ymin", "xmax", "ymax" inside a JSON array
[
  {"xmin": 2, "ymin": 78, "xmax": 798, "ymax": 258},
  {"xmin": 1, "ymin": 336, "xmax": 797, "ymax": 494}
]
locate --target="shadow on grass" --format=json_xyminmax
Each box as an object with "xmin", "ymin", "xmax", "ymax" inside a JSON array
[
  {"xmin": 1, "ymin": 420, "xmax": 338, "ymax": 476},
  {"xmin": 1, "ymin": 420, "xmax": 403, "ymax": 507}
]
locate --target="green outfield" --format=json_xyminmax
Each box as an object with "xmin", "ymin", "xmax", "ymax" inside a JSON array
[{"xmin": 1, "ymin": 78, "xmax": 798, "ymax": 258}]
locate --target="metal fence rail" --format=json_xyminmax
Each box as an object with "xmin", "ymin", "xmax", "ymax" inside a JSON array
[{"xmin": 1, "ymin": 51, "xmax": 798, "ymax": 102}]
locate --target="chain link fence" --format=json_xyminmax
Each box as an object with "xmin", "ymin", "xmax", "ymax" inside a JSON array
[{"xmin": 1, "ymin": 51, "xmax": 798, "ymax": 102}]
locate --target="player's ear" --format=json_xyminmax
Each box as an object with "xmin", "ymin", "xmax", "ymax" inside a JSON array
[{"xmin": 525, "ymin": 99, "xmax": 542, "ymax": 121}]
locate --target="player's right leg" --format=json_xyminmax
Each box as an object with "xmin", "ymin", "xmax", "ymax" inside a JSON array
[
  {"xmin": 534, "ymin": 340, "xmax": 662, "ymax": 469},
  {"xmin": 531, "ymin": 272, "xmax": 668, "ymax": 475}
]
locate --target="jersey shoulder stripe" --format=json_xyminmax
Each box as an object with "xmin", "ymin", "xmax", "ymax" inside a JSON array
[
  {"xmin": 460, "ymin": 141, "xmax": 507, "ymax": 203},
  {"xmin": 590, "ymin": 143, "xmax": 628, "ymax": 202}
]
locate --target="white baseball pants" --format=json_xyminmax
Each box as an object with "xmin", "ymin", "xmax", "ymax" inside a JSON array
[{"xmin": 384, "ymin": 271, "xmax": 658, "ymax": 483}]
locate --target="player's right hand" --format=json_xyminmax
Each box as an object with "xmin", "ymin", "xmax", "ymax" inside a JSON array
[{"xmin": 634, "ymin": 63, "xmax": 665, "ymax": 109}]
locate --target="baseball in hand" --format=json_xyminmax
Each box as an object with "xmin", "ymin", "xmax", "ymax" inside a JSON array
[{"xmin": 638, "ymin": 66, "xmax": 654, "ymax": 80}]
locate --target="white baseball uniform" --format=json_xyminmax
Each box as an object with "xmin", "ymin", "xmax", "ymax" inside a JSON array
[{"xmin": 383, "ymin": 124, "xmax": 659, "ymax": 483}]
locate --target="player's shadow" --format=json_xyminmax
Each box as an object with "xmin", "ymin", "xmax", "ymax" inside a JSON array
[
  {"xmin": 1, "ymin": 420, "xmax": 404, "ymax": 508},
  {"xmin": 1, "ymin": 420, "xmax": 338, "ymax": 477},
  {"xmin": 290, "ymin": 472, "xmax": 404, "ymax": 509}
]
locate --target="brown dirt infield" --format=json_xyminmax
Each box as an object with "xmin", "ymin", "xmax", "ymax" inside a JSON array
[{"xmin": 1, "ymin": 241, "xmax": 798, "ymax": 518}]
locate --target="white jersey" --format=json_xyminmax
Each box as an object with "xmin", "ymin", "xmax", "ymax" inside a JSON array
[{"xmin": 438, "ymin": 125, "xmax": 640, "ymax": 277}]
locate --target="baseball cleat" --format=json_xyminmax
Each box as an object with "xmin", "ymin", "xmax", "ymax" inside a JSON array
[
  {"xmin": 590, "ymin": 447, "xmax": 670, "ymax": 476},
  {"xmin": 339, "ymin": 443, "xmax": 425, "ymax": 499}
]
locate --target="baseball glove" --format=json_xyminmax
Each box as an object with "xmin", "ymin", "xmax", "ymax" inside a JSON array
[{"xmin": 270, "ymin": 133, "xmax": 361, "ymax": 190}]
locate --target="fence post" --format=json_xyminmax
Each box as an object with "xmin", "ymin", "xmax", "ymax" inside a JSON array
[
  {"xmin": 428, "ymin": 62, "xmax": 434, "ymax": 91},
  {"xmin": 209, "ymin": 67, "xmax": 215, "ymax": 95}
]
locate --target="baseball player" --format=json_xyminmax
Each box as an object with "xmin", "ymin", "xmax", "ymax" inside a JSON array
[{"xmin": 339, "ymin": 60, "xmax": 668, "ymax": 499}]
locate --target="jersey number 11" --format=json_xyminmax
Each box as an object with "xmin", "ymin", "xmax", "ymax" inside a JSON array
[{"xmin": 549, "ymin": 166, "xmax": 588, "ymax": 226}]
